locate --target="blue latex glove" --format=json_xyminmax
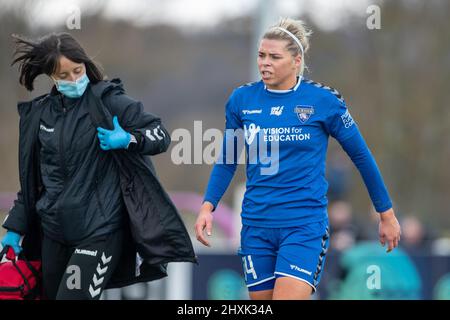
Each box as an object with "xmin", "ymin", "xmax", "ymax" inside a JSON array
[
  {"xmin": 1, "ymin": 230, "xmax": 22, "ymax": 255},
  {"xmin": 96, "ymin": 116, "xmax": 131, "ymax": 150}
]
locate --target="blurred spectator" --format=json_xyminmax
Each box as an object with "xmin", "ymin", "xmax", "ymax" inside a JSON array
[
  {"xmin": 400, "ymin": 216, "xmax": 433, "ymax": 256},
  {"xmin": 326, "ymin": 152, "xmax": 352, "ymax": 202},
  {"xmin": 328, "ymin": 200, "xmax": 362, "ymax": 252},
  {"xmin": 402, "ymin": 216, "xmax": 425, "ymax": 246},
  {"xmin": 432, "ymin": 237, "xmax": 450, "ymax": 256}
]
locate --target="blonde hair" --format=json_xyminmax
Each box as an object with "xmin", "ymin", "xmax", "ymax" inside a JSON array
[{"xmin": 263, "ymin": 18, "xmax": 312, "ymax": 75}]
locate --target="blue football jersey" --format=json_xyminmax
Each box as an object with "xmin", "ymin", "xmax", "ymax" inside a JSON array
[{"xmin": 205, "ymin": 77, "xmax": 392, "ymax": 227}]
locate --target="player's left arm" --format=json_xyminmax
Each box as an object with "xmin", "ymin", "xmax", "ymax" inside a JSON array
[{"xmin": 325, "ymin": 95, "xmax": 401, "ymax": 252}]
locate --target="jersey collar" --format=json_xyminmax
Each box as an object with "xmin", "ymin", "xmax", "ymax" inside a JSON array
[{"xmin": 264, "ymin": 76, "xmax": 302, "ymax": 93}]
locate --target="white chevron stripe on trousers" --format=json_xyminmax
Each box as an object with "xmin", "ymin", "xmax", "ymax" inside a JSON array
[{"xmin": 89, "ymin": 252, "xmax": 112, "ymax": 298}]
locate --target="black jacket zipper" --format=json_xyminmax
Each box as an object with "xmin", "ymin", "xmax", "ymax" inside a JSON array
[{"xmin": 59, "ymin": 95, "xmax": 68, "ymax": 184}]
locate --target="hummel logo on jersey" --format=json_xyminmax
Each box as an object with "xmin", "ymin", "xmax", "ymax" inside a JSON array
[
  {"xmin": 40, "ymin": 124, "xmax": 54, "ymax": 133},
  {"xmin": 242, "ymin": 109, "xmax": 262, "ymax": 115},
  {"xmin": 270, "ymin": 106, "xmax": 284, "ymax": 116}
]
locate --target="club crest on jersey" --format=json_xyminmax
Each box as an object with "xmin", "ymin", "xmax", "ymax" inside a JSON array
[{"xmin": 294, "ymin": 106, "xmax": 314, "ymax": 123}]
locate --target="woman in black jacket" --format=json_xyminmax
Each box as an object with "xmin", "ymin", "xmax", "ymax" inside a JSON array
[{"xmin": 1, "ymin": 33, "xmax": 196, "ymax": 300}]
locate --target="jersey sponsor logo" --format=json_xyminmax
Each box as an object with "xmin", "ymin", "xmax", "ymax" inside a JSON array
[
  {"xmin": 40, "ymin": 124, "xmax": 54, "ymax": 133},
  {"xmin": 244, "ymin": 123, "xmax": 260, "ymax": 144},
  {"xmin": 242, "ymin": 109, "xmax": 262, "ymax": 115},
  {"xmin": 341, "ymin": 110, "xmax": 355, "ymax": 128},
  {"xmin": 270, "ymin": 106, "xmax": 284, "ymax": 116},
  {"xmin": 262, "ymin": 127, "xmax": 310, "ymax": 142},
  {"xmin": 294, "ymin": 106, "xmax": 314, "ymax": 123},
  {"xmin": 244, "ymin": 125, "xmax": 312, "ymax": 144}
]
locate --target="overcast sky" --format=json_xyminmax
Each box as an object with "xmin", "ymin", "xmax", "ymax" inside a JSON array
[{"xmin": 0, "ymin": 0, "xmax": 381, "ymax": 31}]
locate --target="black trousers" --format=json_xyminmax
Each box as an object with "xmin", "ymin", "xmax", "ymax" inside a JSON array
[{"xmin": 41, "ymin": 229, "xmax": 123, "ymax": 300}]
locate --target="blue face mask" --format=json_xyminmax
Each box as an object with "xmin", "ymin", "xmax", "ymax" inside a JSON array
[{"xmin": 53, "ymin": 73, "xmax": 90, "ymax": 98}]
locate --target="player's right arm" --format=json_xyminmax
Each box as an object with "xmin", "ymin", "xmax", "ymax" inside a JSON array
[{"xmin": 195, "ymin": 90, "xmax": 243, "ymax": 247}]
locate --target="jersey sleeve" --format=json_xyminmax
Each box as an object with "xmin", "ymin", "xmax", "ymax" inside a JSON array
[
  {"xmin": 325, "ymin": 94, "xmax": 393, "ymax": 213},
  {"xmin": 203, "ymin": 90, "xmax": 243, "ymax": 210},
  {"xmin": 324, "ymin": 95, "xmax": 359, "ymax": 142},
  {"xmin": 339, "ymin": 130, "xmax": 393, "ymax": 213},
  {"xmin": 225, "ymin": 89, "xmax": 242, "ymax": 130}
]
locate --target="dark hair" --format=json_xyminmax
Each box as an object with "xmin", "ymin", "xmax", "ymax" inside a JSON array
[{"xmin": 11, "ymin": 32, "xmax": 104, "ymax": 91}]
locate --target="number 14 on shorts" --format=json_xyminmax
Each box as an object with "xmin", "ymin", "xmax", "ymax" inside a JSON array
[{"xmin": 242, "ymin": 255, "xmax": 257, "ymax": 281}]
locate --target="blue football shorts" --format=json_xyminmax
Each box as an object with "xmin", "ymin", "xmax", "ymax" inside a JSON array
[{"xmin": 238, "ymin": 220, "xmax": 329, "ymax": 292}]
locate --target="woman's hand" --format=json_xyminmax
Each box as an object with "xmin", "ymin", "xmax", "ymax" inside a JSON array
[
  {"xmin": 378, "ymin": 208, "xmax": 401, "ymax": 252},
  {"xmin": 97, "ymin": 116, "xmax": 132, "ymax": 150},
  {"xmin": 195, "ymin": 202, "xmax": 214, "ymax": 247},
  {"xmin": 1, "ymin": 230, "xmax": 23, "ymax": 255}
]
